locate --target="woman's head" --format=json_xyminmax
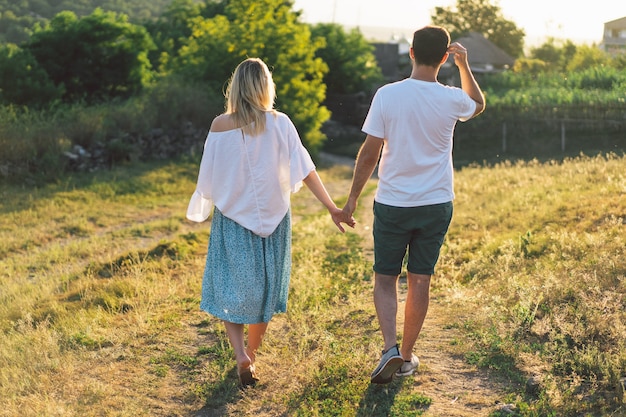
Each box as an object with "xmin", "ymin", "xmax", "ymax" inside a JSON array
[
  {"xmin": 225, "ymin": 58, "xmax": 276, "ymax": 135},
  {"xmin": 411, "ymin": 26, "xmax": 451, "ymax": 67}
]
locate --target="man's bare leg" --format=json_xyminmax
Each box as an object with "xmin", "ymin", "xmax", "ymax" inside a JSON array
[
  {"xmin": 400, "ymin": 272, "xmax": 431, "ymax": 360},
  {"xmin": 374, "ymin": 272, "xmax": 399, "ymax": 351}
]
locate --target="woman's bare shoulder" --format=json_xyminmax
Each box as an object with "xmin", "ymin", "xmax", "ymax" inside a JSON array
[{"xmin": 210, "ymin": 114, "xmax": 238, "ymax": 132}]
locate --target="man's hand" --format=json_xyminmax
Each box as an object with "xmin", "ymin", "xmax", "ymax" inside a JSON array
[
  {"xmin": 448, "ymin": 42, "xmax": 469, "ymax": 68},
  {"xmin": 449, "ymin": 41, "xmax": 485, "ymax": 116},
  {"xmin": 342, "ymin": 199, "xmax": 357, "ymax": 220},
  {"xmin": 330, "ymin": 207, "xmax": 356, "ymax": 233}
]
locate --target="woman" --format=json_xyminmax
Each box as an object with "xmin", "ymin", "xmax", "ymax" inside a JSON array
[{"xmin": 186, "ymin": 58, "xmax": 354, "ymax": 387}]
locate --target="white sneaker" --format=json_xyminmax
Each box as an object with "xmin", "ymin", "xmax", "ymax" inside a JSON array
[
  {"xmin": 370, "ymin": 345, "xmax": 404, "ymax": 384},
  {"xmin": 395, "ymin": 354, "xmax": 419, "ymax": 376}
]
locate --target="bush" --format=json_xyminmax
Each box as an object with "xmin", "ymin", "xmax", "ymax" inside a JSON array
[
  {"xmin": 0, "ymin": 44, "xmax": 63, "ymax": 107},
  {"xmin": 0, "ymin": 77, "xmax": 222, "ymax": 184},
  {"xmin": 171, "ymin": 0, "xmax": 330, "ymax": 154},
  {"xmin": 26, "ymin": 9, "xmax": 155, "ymax": 103}
]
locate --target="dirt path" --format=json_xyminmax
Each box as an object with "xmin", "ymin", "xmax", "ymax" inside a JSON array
[{"xmin": 321, "ymin": 153, "xmax": 512, "ymax": 416}]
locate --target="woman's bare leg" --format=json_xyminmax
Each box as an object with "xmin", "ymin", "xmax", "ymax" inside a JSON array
[
  {"xmin": 223, "ymin": 321, "xmax": 251, "ymax": 372},
  {"xmin": 246, "ymin": 322, "xmax": 269, "ymax": 364}
]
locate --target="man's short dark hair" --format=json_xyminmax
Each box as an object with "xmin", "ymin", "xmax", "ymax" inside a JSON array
[{"xmin": 411, "ymin": 26, "xmax": 451, "ymax": 67}]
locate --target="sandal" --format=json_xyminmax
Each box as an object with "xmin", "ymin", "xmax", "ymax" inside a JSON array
[{"xmin": 238, "ymin": 364, "xmax": 259, "ymax": 387}]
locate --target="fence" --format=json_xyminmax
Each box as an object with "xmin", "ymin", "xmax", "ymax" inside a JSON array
[
  {"xmin": 450, "ymin": 104, "xmax": 626, "ymax": 163},
  {"xmin": 323, "ymin": 101, "xmax": 626, "ymax": 163}
]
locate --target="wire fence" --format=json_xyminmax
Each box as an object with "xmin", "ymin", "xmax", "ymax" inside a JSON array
[{"xmin": 452, "ymin": 104, "xmax": 626, "ymax": 163}]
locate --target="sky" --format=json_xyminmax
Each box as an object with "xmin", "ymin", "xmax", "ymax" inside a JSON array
[{"xmin": 291, "ymin": 0, "xmax": 625, "ymax": 46}]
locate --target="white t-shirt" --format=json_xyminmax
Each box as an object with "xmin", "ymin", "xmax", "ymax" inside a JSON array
[
  {"xmin": 362, "ymin": 78, "xmax": 476, "ymax": 207},
  {"xmin": 186, "ymin": 111, "xmax": 315, "ymax": 237}
]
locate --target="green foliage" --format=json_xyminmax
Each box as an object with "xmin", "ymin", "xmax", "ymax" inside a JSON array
[
  {"xmin": 566, "ymin": 45, "xmax": 612, "ymax": 72},
  {"xmin": 512, "ymin": 57, "xmax": 547, "ymax": 75},
  {"xmin": 0, "ymin": 0, "xmax": 172, "ymax": 23},
  {"xmin": 171, "ymin": 0, "xmax": 330, "ymax": 153},
  {"xmin": 0, "ymin": 77, "xmax": 221, "ymax": 183},
  {"xmin": 567, "ymin": 66, "xmax": 624, "ymax": 90},
  {"xmin": 0, "ymin": 9, "xmax": 42, "ymax": 44},
  {"xmin": 25, "ymin": 8, "xmax": 155, "ymax": 103},
  {"xmin": 143, "ymin": 0, "xmax": 204, "ymax": 73},
  {"xmin": 0, "ymin": 0, "xmax": 172, "ymax": 46},
  {"xmin": 431, "ymin": 0, "xmax": 525, "ymax": 58},
  {"xmin": 528, "ymin": 38, "xmax": 578, "ymax": 72},
  {"xmin": 0, "ymin": 105, "xmax": 73, "ymax": 180},
  {"xmin": 464, "ymin": 324, "xmax": 522, "ymax": 381},
  {"xmin": 0, "ymin": 43, "xmax": 63, "ymax": 107},
  {"xmin": 612, "ymin": 53, "xmax": 626, "ymax": 70},
  {"xmin": 457, "ymin": 67, "xmax": 626, "ymax": 162},
  {"xmin": 482, "ymin": 66, "xmax": 626, "ymax": 105},
  {"xmin": 310, "ymin": 23, "xmax": 384, "ymax": 95},
  {"xmin": 528, "ymin": 39, "xmax": 616, "ymax": 73}
]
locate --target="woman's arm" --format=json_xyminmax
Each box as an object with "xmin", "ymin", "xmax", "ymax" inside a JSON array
[{"xmin": 303, "ymin": 170, "xmax": 355, "ymax": 233}]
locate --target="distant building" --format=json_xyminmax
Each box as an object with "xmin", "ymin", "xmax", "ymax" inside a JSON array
[
  {"xmin": 440, "ymin": 32, "xmax": 515, "ymax": 86},
  {"xmin": 600, "ymin": 16, "xmax": 626, "ymax": 56},
  {"xmin": 371, "ymin": 31, "xmax": 514, "ymax": 86},
  {"xmin": 445, "ymin": 32, "xmax": 514, "ymax": 73}
]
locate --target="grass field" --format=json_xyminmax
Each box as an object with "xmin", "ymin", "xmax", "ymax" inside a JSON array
[{"xmin": 0, "ymin": 152, "xmax": 624, "ymax": 416}]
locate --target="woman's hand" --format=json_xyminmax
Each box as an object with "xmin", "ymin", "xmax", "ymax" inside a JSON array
[{"xmin": 329, "ymin": 206, "xmax": 356, "ymax": 233}]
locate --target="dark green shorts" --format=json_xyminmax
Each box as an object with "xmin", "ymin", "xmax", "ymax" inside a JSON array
[{"xmin": 372, "ymin": 201, "xmax": 453, "ymax": 276}]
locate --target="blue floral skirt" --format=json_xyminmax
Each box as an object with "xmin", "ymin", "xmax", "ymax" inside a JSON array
[{"xmin": 200, "ymin": 207, "xmax": 291, "ymax": 324}]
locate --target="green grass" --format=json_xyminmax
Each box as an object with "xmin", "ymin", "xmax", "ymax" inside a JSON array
[
  {"xmin": 441, "ymin": 153, "xmax": 626, "ymax": 416},
  {"xmin": 0, "ymin": 153, "xmax": 624, "ymax": 416}
]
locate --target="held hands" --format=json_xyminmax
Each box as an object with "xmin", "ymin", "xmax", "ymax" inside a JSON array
[
  {"xmin": 329, "ymin": 206, "xmax": 356, "ymax": 233},
  {"xmin": 328, "ymin": 199, "xmax": 358, "ymax": 233}
]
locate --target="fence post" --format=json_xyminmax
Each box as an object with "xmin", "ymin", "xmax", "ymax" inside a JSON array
[
  {"xmin": 561, "ymin": 121, "xmax": 566, "ymax": 152},
  {"xmin": 502, "ymin": 122, "xmax": 507, "ymax": 153}
]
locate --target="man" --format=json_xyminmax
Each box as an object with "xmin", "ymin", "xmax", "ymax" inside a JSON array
[{"xmin": 342, "ymin": 26, "xmax": 485, "ymax": 384}]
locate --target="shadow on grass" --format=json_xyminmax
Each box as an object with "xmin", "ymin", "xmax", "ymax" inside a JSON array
[
  {"xmin": 356, "ymin": 379, "xmax": 408, "ymax": 417},
  {"xmin": 192, "ymin": 365, "xmax": 243, "ymax": 417},
  {"xmin": 0, "ymin": 157, "xmax": 198, "ymax": 215}
]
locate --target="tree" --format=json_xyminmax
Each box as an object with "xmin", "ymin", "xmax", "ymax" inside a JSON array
[
  {"xmin": 529, "ymin": 38, "xmax": 577, "ymax": 72},
  {"xmin": 611, "ymin": 53, "xmax": 626, "ymax": 70},
  {"xmin": 512, "ymin": 57, "xmax": 547, "ymax": 75},
  {"xmin": 144, "ymin": 0, "xmax": 204, "ymax": 72},
  {"xmin": 25, "ymin": 8, "xmax": 155, "ymax": 103},
  {"xmin": 172, "ymin": 0, "xmax": 330, "ymax": 153},
  {"xmin": 431, "ymin": 0, "xmax": 525, "ymax": 58},
  {"xmin": 566, "ymin": 45, "xmax": 611, "ymax": 72},
  {"xmin": 0, "ymin": 44, "xmax": 63, "ymax": 107},
  {"xmin": 0, "ymin": 10, "xmax": 40, "ymax": 44},
  {"xmin": 310, "ymin": 23, "xmax": 384, "ymax": 95},
  {"xmin": 0, "ymin": 0, "xmax": 173, "ymax": 21}
]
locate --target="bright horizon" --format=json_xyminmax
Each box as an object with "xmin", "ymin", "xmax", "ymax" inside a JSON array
[{"xmin": 292, "ymin": 0, "xmax": 625, "ymax": 46}]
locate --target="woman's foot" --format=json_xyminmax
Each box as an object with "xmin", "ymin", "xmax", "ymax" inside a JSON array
[
  {"xmin": 238, "ymin": 363, "xmax": 259, "ymax": 387},
  {"xmin": 246, "ymin": 347, "xmax": 256, "ymax": 365}
]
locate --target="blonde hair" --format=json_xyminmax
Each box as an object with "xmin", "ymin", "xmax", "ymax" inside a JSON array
[{"xmin": 225, "ymin": 58, "xmax": 276, "ymax": 136}]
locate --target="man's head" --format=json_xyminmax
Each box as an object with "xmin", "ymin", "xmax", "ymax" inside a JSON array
[{"xmin": 411, "ymin": 26, "xmax": 451, "ymax": 67}]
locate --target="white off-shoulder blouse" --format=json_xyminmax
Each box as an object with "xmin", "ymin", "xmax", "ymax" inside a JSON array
[{"xmin": 186, "ymin": 111, "xmax": 315, "ymax": 237}]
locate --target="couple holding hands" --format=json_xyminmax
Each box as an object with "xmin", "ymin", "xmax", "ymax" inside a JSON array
[{"xmin": 187, "ymin": 25, "xmax": 485, "ymax": 387}]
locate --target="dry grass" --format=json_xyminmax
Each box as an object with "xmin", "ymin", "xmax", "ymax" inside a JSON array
[
  {"xmin": 439, "ymin": 153, "xmax": 626, "ymax": 416},
  {"xmin": 0, "ymin": 153, "xmax": 624, "ymax": 416}
]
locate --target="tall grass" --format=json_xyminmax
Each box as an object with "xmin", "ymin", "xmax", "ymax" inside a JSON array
[
  {"xmin": 440, "ymin": 153, "xmax": 626, "ymax": 415},
  {"xmin": 0, "ymin": 77, "xmax": 221, "ymax": 183},
  {"xmin": 0, "ymin": 153, "xmax": 624, "ymax": 416}
]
